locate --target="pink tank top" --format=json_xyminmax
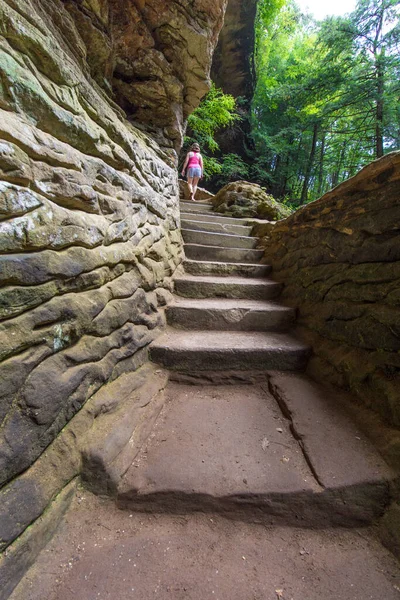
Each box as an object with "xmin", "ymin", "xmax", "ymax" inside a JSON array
[{"xmin": 188, "ymin": 152, "xmax": 201, "ymax": 168}]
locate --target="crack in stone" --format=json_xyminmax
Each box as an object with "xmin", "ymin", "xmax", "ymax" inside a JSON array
[{"xmin": 265, "ymin": 380, "xmax": 324, "ymax": 488}]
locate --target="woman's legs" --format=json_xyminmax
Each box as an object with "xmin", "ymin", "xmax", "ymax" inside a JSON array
[
  {"xmin": 192, "ymin": 176, "xmax": 200, "ymax": 200},
  {"xmin": 187, "ymin": 176, "xmax": 194, "ymax": 200}
]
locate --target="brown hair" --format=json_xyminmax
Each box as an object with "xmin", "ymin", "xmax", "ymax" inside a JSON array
[{"xmin": 191, "ymin": 143, "xmax": 200, "ymax": 151}]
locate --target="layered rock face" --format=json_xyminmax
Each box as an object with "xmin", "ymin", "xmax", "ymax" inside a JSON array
[
  {"xmin": 263, "ymin": 153, "xmax": 400, "ymax": 427},
  {"xmin": 210, "ymin": 0, "xmax": 257, "ymax": 160},
  {"xmin": 61, "ymin": 0, "xmax": 226, "ymax": 150},
  {"xmin": 211, "ymin": 0, "xmax": 257, "ymax": 99},
  {"xmin": 0, "ymin": 0, "xmax": 226, "ymax": 567}
]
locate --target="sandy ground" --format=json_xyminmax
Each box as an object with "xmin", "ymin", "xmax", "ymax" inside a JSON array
[{"xmin": 11, "ymin": 490, "xmax": 400, "ymax": 600}]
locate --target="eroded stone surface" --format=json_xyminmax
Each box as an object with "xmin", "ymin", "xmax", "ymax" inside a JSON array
[
  {"xmin": 0, "ymin": 364, "xmax": 163, "ymax": 553},
  {"xmin": 61, "ymin": 0, "xmax": 228, "ymax": 149},
  {"xmin": 0, "ymin": 480, "xmax": 77, "ymax": 600},
  {"xmin": 0, "ymin": 0, "xmax": 226, "ymax": 574},
  {"xmin": 263, "ymin": 152, "xmax": 400, "ymax": 427}
]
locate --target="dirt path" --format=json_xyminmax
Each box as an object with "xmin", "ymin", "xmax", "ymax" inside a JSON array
[{"xmin": 11, "ymin": 490, "xmax": 400, "ymax": 600}]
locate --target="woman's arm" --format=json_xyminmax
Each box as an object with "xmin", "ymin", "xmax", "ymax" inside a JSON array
[
  {"xmin": 199, "ymin": 154, "xmax": 204, "ymax": 178},
  {"xmin": 181, "ymin": 153, "xmax": 190, "ymax": 176}
]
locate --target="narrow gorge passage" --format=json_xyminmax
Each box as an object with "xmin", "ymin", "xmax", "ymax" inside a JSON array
[
  {"xmin": 129, "ymin": 199, "xmax": 395, "ymax": 525},
  {"xmin": 10, "ymin": 199, "xmax": 400, "ymax": 600},
  {"xmin": 150, "ymin": 200, "xmax": 310, "ymax": 372}
]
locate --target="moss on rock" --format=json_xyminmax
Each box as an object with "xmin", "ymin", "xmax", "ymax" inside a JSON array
[{"xmin": 211, "ymin": 181, "xmax": 292, "ymax": 220}]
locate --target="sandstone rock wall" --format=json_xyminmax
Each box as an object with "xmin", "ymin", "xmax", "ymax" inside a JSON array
[
  {"xmin": 0, "ymin": 0, "xmax": 226, "ymax": 571},
  {"xmin": 211, "ymin": 0, "xmax": 257, "ymax": 99},
  {"xmin": 210, "ymin": 0, "xmax": 257, "ymax": 162},
  {"xmin": 263, "ymin": 153, "xmax": 400, "ymax": 428},
  {"xmin": 62, "ymin": 0, "xmax": 227, "ymax": 150}
]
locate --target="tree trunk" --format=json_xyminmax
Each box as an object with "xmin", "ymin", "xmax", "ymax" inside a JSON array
[
  {"xmin": 317, "ymin": 132, "xmax": 326, "ymax": 197},
  {"xmin": 331, "ymin": 141, "xmax": 347, "ymax": 188},
  {"xmin": 375, "ymin": 54, "xmax": 384, "ymax": 158},
  {"xmin": 372, "ymin": 7, "xmax": 385, "ymax": 159},
  {"xmin": 277, "ymin": 153, "xmax": 290, "ymax": 197},
  {"xmin": 300, "ymin": 123, "xmax": 318, "ymax": 205}
]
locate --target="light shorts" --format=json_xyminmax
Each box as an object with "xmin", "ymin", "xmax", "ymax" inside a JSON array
[{"xmin": 188, "ymin": 167, "xmax": 202, "ymax": 178}]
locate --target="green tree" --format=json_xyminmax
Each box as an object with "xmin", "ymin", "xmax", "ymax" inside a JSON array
[
  {"xmin": 251, "ymin": 0, "xmax": 400, "ymax": 204},
  {"xmin": 320, "ymin": 0, "xmax": 400, "ymax": 158},
  {"xmin": 252, "ymin": 1, "xmax": 328, "ymax": 202},
  {"xmin": 183, "ymin": 84, "xmax": 240, "ymax": 179}
]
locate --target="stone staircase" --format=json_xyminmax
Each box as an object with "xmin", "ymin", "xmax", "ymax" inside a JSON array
[
  {"xmin": 150, "ymin": 201, "xmax": 310, "ymax": 374},
  {"xmin": 116, "ymin": 200, "xmax": 396, "ymax": 527},
  {"xmin": 9, "ymin": 200, "xmax": 399, "ymax": 600}
]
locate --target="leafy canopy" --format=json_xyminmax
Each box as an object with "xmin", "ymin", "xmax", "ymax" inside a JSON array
[{"xmin": 250, "ymin": 0, "xmax": 400, "ymax": 204}]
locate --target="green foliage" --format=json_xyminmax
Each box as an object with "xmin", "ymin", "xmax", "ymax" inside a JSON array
[
  {"xmin": 251, "ymin": 0, "xmax": 400, "ymax": 204},
  {"xmin": 183, "ymin": 83, "xmax": 243, "ymax": 183},
  {"xmin": 202, "ymin": 156, "xmax": 223, "ymax": 178},
  {"xmin": 202, "ymin": 153, "xmax": 250, "ymax": 185},
  {"xmin": 186, "ymin": 84, "xmax": 239, "ymax": 154},
  {"xmin": 220, "ymin": 154, "xmax": 249, "ymax": 179}
]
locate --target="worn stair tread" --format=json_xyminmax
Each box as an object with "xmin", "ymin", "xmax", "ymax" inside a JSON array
[
  {"xmin": 118, "ymin": 382, "xmax": 391, "ymax": 525},
  {"xmin": 268, "ymin": 372, "xmax": 395, "ymax": 489},
  {"xmin": 180, "ymin": 201, "xmax": 213, "ymax": 213},
  {"xmin": 119, "ymin": 383, "xmax": 319, "ymax": 501},
  {"xmin": 149, "ymin": 329, "xmax": 310, "ymax": 372},
  {"xmin": 182, "ymin": 227, "xmax": 256, "ymax": 240},
  {"xmin": 151, "ymin": 328, "xmax": 308, "ymax": 351},
  {"xmin": 182, "ymin": 228, "xmax": 258, "ymax": 250},
  {"xmin": 174, "ymin": 275, "xmax": 281, "ymax": 300},
  {"xmin": 150, "ymin": 349, "xmax": 307, "ymax": 372},
  {"xmin": 166, "ymin": 298, "xmax": 295, "ymax": 331},
  {"xmin": 170, "ymin": 297, "xmax": 292, "ymax": 311},
  {"xmin": 181, "ymin": 219, "xmax": 253, "ymax": 236},
  {"xmin": 180, "ymin": 211, "xmax": 251, "ymax": 226},
  {"xmin": 182, "ymin": 258, "xmax": 270, "ymax": 277},
  {"xmin": 184, "ymin": 243, "xmax": 265, "ymax": 264},
  {"xmin": 175, "ymin": 273, "xmax": 276, "ymax": 286}
]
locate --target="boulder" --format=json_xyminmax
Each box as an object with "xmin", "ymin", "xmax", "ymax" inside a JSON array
[
  {"xmin": 212, "ymin": 181, "xmax": 292, "ymax": 220},
  {"xmin": 178, "ymin": 179, "xmax": 214, "ymax": 202}
]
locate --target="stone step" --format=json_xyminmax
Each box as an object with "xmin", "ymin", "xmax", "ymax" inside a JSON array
[
  {"xmin": 174, "ymin": 274, "xmax": 282, "ymax": 300},
  {"xmin": 182, "ymin": 229, "xmax": 258, "ymax": 249},
  {"xmin": 180, "ymin": 201, "xmax": 213, "ymax": 214},
  {"xmin": 184, "ymin": 244, "xmax": 264, "ymax": 264},
  {"xmin": 180, "ymin": 211, "xmax": 251, "ymax": 226},
  {"xmin": 183, "ymin": 259, "xmax": 271, "ymax": 278},
  {"xmin": 181, "ymin": 219, "xmax": 253, "ymax": 237},
  {"xmin": 149, "ymin": 329, "xmax": 310, "ymax": 371},
  {"xmin": 166, "ymin": 297, "xmax": 295, "ymax": 331},
  {"xmin": 266, "ymin": 372, "xmax": 395, "ymax": 491},
  {"xmin": 118, "ymin": 380, "xmax": 394, "ymax": 526}
]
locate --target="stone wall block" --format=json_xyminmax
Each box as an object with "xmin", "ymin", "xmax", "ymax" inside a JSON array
[{"xmin": 264, "ymin": 153, "xmax": 400, "ymax": 427}]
